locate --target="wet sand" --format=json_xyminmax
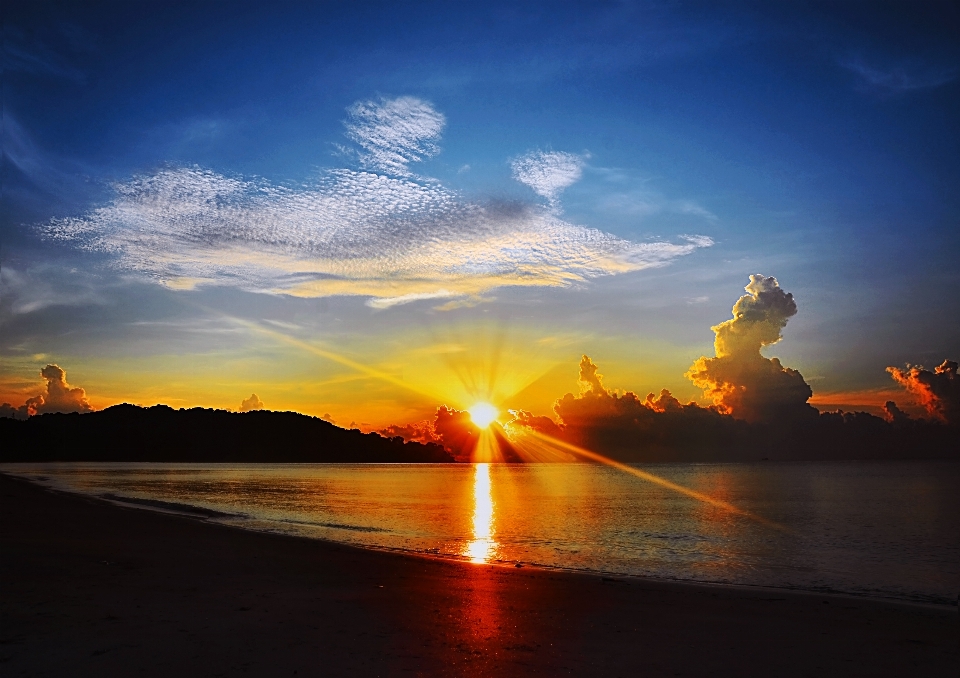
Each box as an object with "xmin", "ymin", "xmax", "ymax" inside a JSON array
[{"xmin": 1, "ymin": 473, "xmax": 956, "ymax": 677}]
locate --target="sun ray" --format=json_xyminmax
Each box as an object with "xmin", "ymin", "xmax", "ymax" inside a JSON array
[
  {"xmin": 225, "ymin": 315, "xmax": 445, "ymax": 403},
  {"xmin": 511, "ymin": 428, "xmax": 785, "ymax": 531}
]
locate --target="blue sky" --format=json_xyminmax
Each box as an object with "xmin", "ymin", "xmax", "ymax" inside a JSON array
[{"xmin": 3, "ymin": 1, "xmax": 958, "ymax": 423}]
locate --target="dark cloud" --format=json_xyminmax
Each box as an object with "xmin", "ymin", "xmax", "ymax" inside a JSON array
[
  {"xmin": 882, "ymin": 400, "xmax": 911, "ymax": 425},
  {"xmin": 686, "ymin": 275, "xmax": 817, "ymax": 424},
  {"xmin": 1, "ymin": 364, "xmax": 93, "ymax": 418},
  {"xmin": 503, "ymin": 409, "xmax": 564, "ymax": 438},
  {"xmin": 0, "ymin": 403, "xmax": 28, "ymax": 420},
  {"xmin": 887, "ymin": 360, "xmax": 960, "ymax": 424},
  {"xmin": 500, "ymin": 354, "xmax": 745, "ymax": 461},
  {"xmin": 383, "ymin": 407, "xmax": 523, "ymax": 462},
  {"xmin": 432, "ymin": 406, "xmax": 480, "ymax": 462}
]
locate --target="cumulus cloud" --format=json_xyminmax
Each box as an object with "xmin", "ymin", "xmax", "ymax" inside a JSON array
[
  {"xmin": 239, "ymin": 393, "xmax": 264, "ymax": 412},
  {"xmin": 887, "ymin": 360, "xmax": 959, "ymax": 424},
  {"xmin": 552, "ymin": 356, "xmax": 659, "ymax": 436},
  {"xmin": 499, "ymin": 354, "xmax": 747, "ymax": 461},
  {"xmin": 502, "ymin": 408, "xmax": 564, "ymax": 438},
  {"xmin": 0, "ymin": 364, "xmax": 94, "ymax": 418},
  {"xmin": 377, "ymin": 419, "xmax": 440, "ymax": 445},
  {"xmin": 511, "ymin": 150, "xmax": 585, "ymax": 203},
  {"xmin": 343, "ymin": 96, "xmax": 445, "ymax": 176},
  {"xmin": 882, "ymin": 400, "xmax": 911, "ymax": 424},
  {"xmin": 685, "ymin": 275, "xmax": 816, "ymax": 423}
]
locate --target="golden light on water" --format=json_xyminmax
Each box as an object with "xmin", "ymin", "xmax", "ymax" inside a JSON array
[
  {"xmin": 464, "ymin": 463, "xmax": 496, "ymax": 563},
  {"xmin": 512, "ymin": 428, "xmax": 785, "ymax": 531},
  {"xmin": 468, "ymin": 402, "xmax": 499, "ymax": 429}
]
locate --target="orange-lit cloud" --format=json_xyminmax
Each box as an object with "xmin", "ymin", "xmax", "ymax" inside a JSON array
[
  {"xmin": 377, "ymin": 419, "xmax": 440, "ymax": 445},
  {"xmin": 0, "ymin": 364, "xmax": 93, "ymax": 419},
  {"xmin": 239, "ymin": 393, "xmax": 264, "ymax": 412},
  {"xmin": 887, "ymin": 359, "xmax": 959, "ymax": 424},
  {"xmin": 685, "ymin": 275, "xmax": 816, "ymax": 423}
]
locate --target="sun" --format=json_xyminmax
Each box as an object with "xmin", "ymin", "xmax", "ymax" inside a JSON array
[{"xmin": 468, "ymin": 402, "xmax": 499, "ymax": 429}]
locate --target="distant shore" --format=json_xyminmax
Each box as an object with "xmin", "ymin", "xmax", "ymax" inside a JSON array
[{"xmin": 2, "ymin": 473, "xmax": 957, "ymax": 677}]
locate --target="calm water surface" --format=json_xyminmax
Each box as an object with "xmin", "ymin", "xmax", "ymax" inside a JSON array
[{"xmin": 4, "ymin": 461, "xmax": 958, "ymax": 606}]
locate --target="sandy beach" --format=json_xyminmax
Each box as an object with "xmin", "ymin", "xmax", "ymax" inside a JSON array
[{"xmin": 1, "ymin": 473, "xmax": 956, "ymax": 677}]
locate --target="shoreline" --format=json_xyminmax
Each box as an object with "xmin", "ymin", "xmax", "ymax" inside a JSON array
[
  {"xmin": 2, "ymin": 472, "xmax": 957, "ymax": 676},
  {"xmin": 7, "ymin": 471, "xmax": 955, "ymax": 610},
  {"xmin": 6, "ymin": 469, "xmax": 957, "ymax": 610}
]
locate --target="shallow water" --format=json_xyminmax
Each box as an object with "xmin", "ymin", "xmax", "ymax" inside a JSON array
[{"xmin": 4, "ymin": 461, "xmax": 958, "ymax": 606}]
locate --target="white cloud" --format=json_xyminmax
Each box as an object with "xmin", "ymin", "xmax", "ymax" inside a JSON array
[
  {"xmin": 343, "ymin": 96, "xmax": 446, "ymax": 176},
  {"xmin": 366, "ymin": 290, "xmax": 456, "ymax": 309},
  {"xmin": 511, "ymin": 150, "xmax": 585, "ymax": 203},
  {"xmin": 680, "ymin": 234, "xmax": 715, "ymax": 248},
  {"xmin": 38, "ymin": 99, "xmax": 713, "ymax": 307}
]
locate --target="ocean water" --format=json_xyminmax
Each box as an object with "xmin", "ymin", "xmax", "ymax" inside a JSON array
[{"xmin": 4, "ymin": 461, "xmax": 958, "ymax": 606}]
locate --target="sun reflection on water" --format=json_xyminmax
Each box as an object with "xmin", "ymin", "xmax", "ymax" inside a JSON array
[{"xmin": 465, "ymin": 463, "xmax": 496, "ymax": 563}]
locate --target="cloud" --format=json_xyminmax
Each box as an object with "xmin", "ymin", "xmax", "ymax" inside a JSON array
[
  {"xmin": 384, "ymin": 282, "xmax": 956, "ymax": 461},
  {"xmin": 239, "ymin": 393, "xmax": 264, "ymax": 412},
  {"xmin": 887, "ymin": 360, "xmax": 959, "ymax": 424},
  {"xmin": 343, "ymin": 96, "xmax": 445, "ymax": 176},
  {"xmin": 685, "ymin": 275, "xmax": 816, "ymax": 423},
  {"xmin": 842, "ymin": 58, "xmax": 958, "ymax": 94},
  {"xmin": 39, "ymin": 168, "xmax": 711, "ymax": 307},
  {"xmin": 1, "ymin": 364, "xmax": 94, "ymax": 418},
  {"xmin": 377, "ymin": 420, "xmax": 440, "ymax": 445},
  {"xmin": 500, "ymin": 354, "xmax": 747, "ymax": 461},
  {"xmin": 366, "ymin": 290, "xmax": 455, "ymax": 309},
  {"xmin": 551, "ymin": 355, "xmax": 649, "ymax": 427},
  {"xmin": 882, "ymin": 400, "xmax": 911, "ymax": 424},
  {"xmin": 511, "ymin": 150, "xmax": 586, "ymax": 203},
  {"xmin": 502, "ymin": 408, "xmax": 564, "ymax": 438},
  {"xmin": 37, "ymin": 97, "xmax": 713, "ymax": 307},
  {"xmin": 0, "ymin": 264, "xmax": 105, "ymax": 317},
  {"xmin": 3, "ymin": 24, "xmax": 89, "ymax": 82},
  {"xmin": 431, "ymin": 405, "xmax": 480, "ymax": 461}
]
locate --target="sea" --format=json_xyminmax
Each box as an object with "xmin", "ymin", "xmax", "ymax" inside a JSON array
[{"xmin": 3, "ymin": 460, "xmax": 958, "ymax": 607}]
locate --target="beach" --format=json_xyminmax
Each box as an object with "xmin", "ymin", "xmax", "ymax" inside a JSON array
[{"xmin": 2, "ymin": 473, "xmax": 956, "ymax": 677}]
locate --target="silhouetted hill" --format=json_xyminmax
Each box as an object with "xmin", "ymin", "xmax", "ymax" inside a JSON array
[{"xmin": 0, "ymin": 405, "xmax": 454, "ymax": 463}]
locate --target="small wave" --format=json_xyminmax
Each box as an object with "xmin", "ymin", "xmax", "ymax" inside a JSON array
[
  {"xmin": 100, "ymin": 493, "xmax": 241, "ymax": 519},
  {"xmin": 275, "ymin": 517, "xmax": 387, "ymax": 533}
]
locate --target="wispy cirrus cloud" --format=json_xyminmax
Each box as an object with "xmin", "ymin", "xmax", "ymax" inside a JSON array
[
  {"xmin": 38, "ymin": 97, "xmax": 713, "ymax": 308},
  {"xmin": 343, "ymin": 96, "xmax": 446, "ymax": 176},
  {"xmin": 511, "ymin": 150, "xmax": 586, "ymax": 204},
  {"xmin": 842, "ymin": 57, "xmax": 958, "ymax": 94}
]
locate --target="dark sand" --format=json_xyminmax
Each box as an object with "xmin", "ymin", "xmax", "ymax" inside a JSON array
[{"xmin": 2, "ymin": 474, "xmax": 956, "ymax": 677}]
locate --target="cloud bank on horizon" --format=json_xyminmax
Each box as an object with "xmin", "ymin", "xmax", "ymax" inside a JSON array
[
  {"xmin": 374, "ymin": 275, "xmax": 958, "ymax": 461},
  {"xmin": 37, "ymin": 96, "xmax": 712, "ymax": 309},
  {"xmin": 4, "ymin": 276, "xmax": 958, "ymax": 464}
]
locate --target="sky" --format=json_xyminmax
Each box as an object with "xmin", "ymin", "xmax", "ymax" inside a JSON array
[{"xmin": 3, "ymin": 1, "xmax": 959, "ymax": 430}]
